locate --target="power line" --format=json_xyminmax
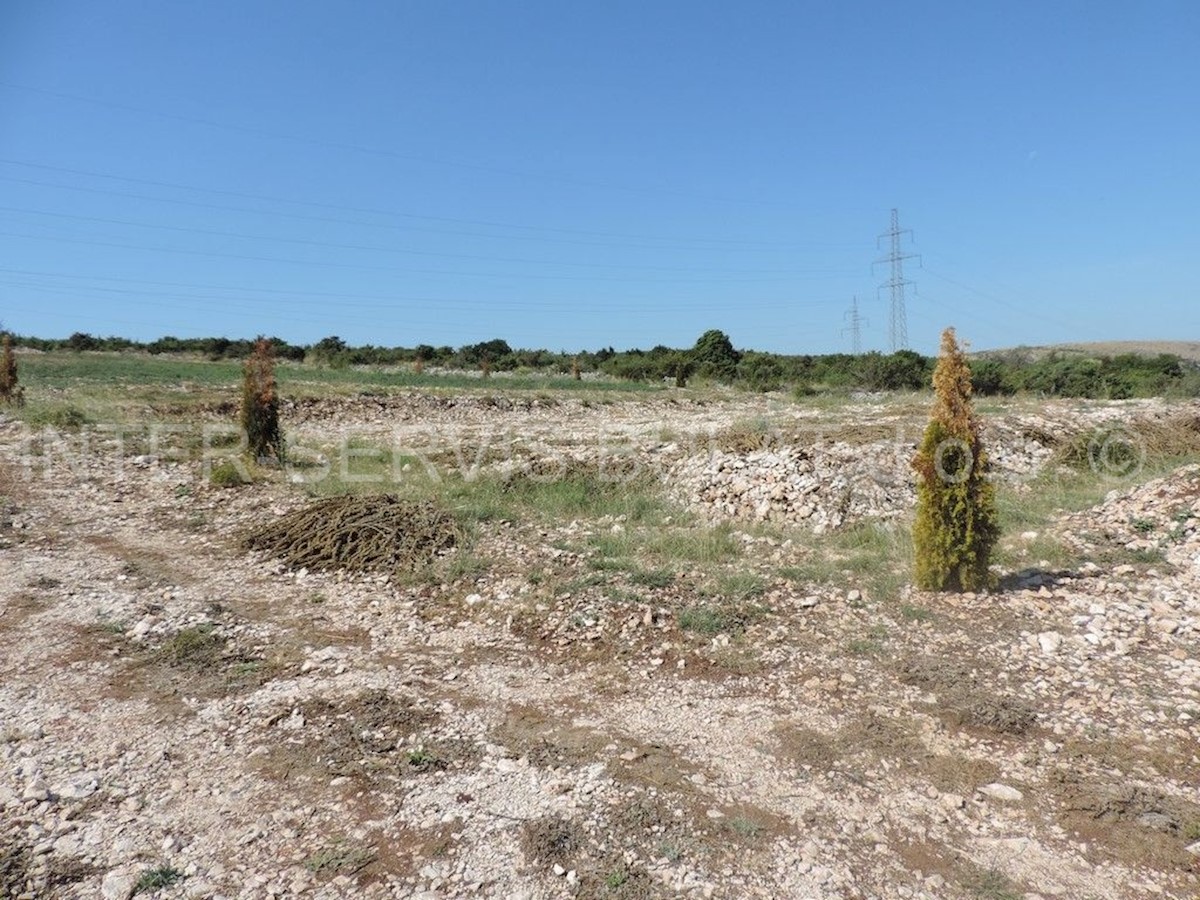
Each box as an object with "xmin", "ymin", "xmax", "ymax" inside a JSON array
[
  {"xmin": 0, "ymin": 204, "xmax": 837, "ymax": 276},
  {"xmin": 0, "ymin": 82, "xmax": 789, "ymax": 207},
  {"xmin": 0, "ymin": 174, "xmax": 808, "ymax": 255},
  {"xmin": 0, "ymin": 229, "xmax": 816, "ymax": 284},
  {"xmin": 874, "ymin": 208, "xmax": 919, "ymax": 351},
  {"xmin": 0, "ymin": 158, "xmax": 801, "ymax": 248}
]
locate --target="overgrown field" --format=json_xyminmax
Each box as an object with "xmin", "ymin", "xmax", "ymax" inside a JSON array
[{"xmin": 1, "ymin": 355, "xmax": 1199, "ymax": 899}]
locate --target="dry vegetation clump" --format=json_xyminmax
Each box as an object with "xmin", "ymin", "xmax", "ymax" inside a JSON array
[
  {"xmin": 518, "ymin": 815, "xmax": 583, "ymax": 867},
  {"xmin": 1052, "ymin": 413, "xmax": 1200, "ymax": 471},
  {"xmin": 242, "ymin": 495, "xmax": 461, "ymax": 576},
  {"xmin": 0, "ymin": 332, "xmax": 23, "ymax": 407},
  {"xmin": 912, "ymin": 328, "xmax": 1000, "ymax": 591},
  {"xmin": 241, "ymin": 336, "xmax": 284, "ymax": 463},
  {"xmin": 897, "ymin": 654, "xmax": 1037, "ymax": 735}
]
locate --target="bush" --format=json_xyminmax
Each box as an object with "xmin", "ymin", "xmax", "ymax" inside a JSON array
[
  {"xmin": 240, "ymin": 337, "xmax": 284, "ymax": 463},
  {"xmin": 736, "ymin": 353, "xmax": 784, "ymax": 392},
  {"xmin": 911, "ymin": 329, "xmax": 999, "ymax": 592},
  {"xmin": 692, "ymin": 329, "xmax": 741, "ymax": 382}
]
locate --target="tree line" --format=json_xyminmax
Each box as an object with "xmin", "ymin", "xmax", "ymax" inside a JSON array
[{"xmin": 8, "ymin": 329, "xmax": 1200, "ymax": 399}]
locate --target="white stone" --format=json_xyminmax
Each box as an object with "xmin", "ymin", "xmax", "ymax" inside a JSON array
[
  {"xmin": 101, "ymin": 870, "xmax": 138, "ymax": 900},
  {"xmin": 1037, "ymin": 632, "xmax": 1062, "ymax": 655},
  {"xmin": 978, "ymin": 783, "xmax": 1024, "ymax": 803}
]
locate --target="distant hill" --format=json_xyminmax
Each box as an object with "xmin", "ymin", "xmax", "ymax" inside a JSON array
[{"xmin": 975, "ymin": 341, "xmax": 1200, "ymax": 364}]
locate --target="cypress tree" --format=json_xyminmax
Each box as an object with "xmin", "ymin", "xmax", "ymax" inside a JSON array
[
  {"xmin": 911, "ymin": 328, "xmax": 999, "ymax": 591},
  {"xmin": 241, "ymin": 337, "xmax": 284, "ymax": 463},
  {"xmin": 0, "ymin": 333, "xmax": 22, "ymax": 407}
]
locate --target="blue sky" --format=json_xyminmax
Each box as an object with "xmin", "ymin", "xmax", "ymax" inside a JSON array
[{"xmin": 0, "ymin": 0, "xmax": 1196, "ymax": 354}]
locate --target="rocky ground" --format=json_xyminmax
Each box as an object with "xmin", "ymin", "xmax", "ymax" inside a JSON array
[{"xmin": 1, "ymin": 391, "xmax": 1199, "ymax": 899}]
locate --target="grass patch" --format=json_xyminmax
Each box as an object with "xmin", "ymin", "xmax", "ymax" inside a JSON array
[
  {"xmin": 708, "ymin": 571, "xmax": 767, "ymax": 601},
  {"xmin": 960, "ymin": 865, "xmax": 1022, "ymax": 900},
  {"xmin": 784, "ymin": 520, "xmax": 911, "ymax": 601},
  {"xmin": 304, "ymin": 840, "xmax": 376, "ymax": 877},
  {"xmin": 629, "ymin": 567, "xmax": 675, "ymax": 589},
  {"xmin": 645, "ymin": 524, "xmax": 741, "ymax": 565},
  {"xmin": 677, "ymin": 598, "xmax": 767, "ymax": 637}
]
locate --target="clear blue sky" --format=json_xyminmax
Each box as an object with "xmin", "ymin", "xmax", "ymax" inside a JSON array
[{"xmin": 1, "ymin": 0, "xmax": 1196, "ymax": 354}]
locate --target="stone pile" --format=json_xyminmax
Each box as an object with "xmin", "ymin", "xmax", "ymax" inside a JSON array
[
  {"xmin": 670, "ymin": 440, "xmax": 915, "ymax": 531},
  {"xmin": 1065, "ymin": 463, "xmax": 1200, "ymax": 571},
  {"xmin": 670, "ymin": 425, "xmax": 1060, "ymax": 530}
]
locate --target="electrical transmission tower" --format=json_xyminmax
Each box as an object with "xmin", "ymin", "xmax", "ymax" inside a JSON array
[
  {"xmin": 874, "ymin": 209, "xmax": 920, "ymax": 352},
  {"xmin": 841, "ymin": 296, "xmax": 867, "ymax": 353}
]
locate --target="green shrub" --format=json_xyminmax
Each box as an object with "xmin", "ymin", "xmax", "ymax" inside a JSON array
[
  {"xmin": 209, "ymin": 460, "xmax": 249, "ymax": 488},
  {"xmin": 911, "ymin": 329, "xmax": 999, "ymax": 592}
]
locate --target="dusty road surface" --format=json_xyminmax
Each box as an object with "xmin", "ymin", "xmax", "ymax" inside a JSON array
[{"xmin": 2, "ymin": 392, "xmax": 1199, "ymax": 899}]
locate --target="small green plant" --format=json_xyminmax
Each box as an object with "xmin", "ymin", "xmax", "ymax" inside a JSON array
[
  {"xmin": 1130, "ymin": 516, "xmax": 1155, "ymax": 535},
  {"xmin": 133, "ymin": 865, "xmax": 185, "ymax": 894},
  {"xmin": 605, "ymin": 867, "xmax": 629, "ymax": 889},
  {"xmin": 405, "ymin": 747, "xmax": 443, "ymax": 772},
  {"xmin": 727, "ymin": 816, "xmax": 764, "ymax": 838},
  {"xmin": 208, "ymin": 460, "xmax": 248, "ymax": 488},
  {"xmin": 912, "ymin": 328, "xmax": 1000, "ymax": 591},
  {"xmin": 240, "ymin": 337, "xmax": 284, "ymax": 463}
]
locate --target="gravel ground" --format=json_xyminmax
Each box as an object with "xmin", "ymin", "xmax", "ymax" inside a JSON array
[{"xmin": 1, "ymin": 393, "xmax": 1198, "ymax": 899}]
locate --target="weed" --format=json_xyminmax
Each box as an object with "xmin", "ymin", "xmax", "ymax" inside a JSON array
[
  {"xmin": 677, "ymin": 604, "xmax": 734, "ymax": 635},
  {"xmin": 20, "ymin": 403, "xmax": 92, "ymax": 430},
  {"xmin": 133, "ymin": 865, "xmax": 185, "ymax": 894},
  {"xmin": 710, "ymin": 571, "xmax": 767, "ymax": 601},
  {"xmin": 846, "ymin": 637, "xmax": 882, "ymax": 656},
  {"xmin": 899, "ymin": 603, "xmax": 934, "ymax": 622},
  {"xmin": 208, "ymin": 460, "xmax": 249, "ymax": 488},
  {"xmin": 605, "ymin": 867, "xmax": 629, "ymax": 888},
  {"xmin": 405, "ymin": 747, "xmax": 444, "ymax": 772},
  {"xmin": 727, "ymin": 816, "xmax": 764, "ymax": 838},
  {"xmin": 961, "ymin": 865, "xmax": 1021, "ymax": 899},
  {"xmin": 304, "ymin": 840, "xmax": 376, "ymax": 877},
  {"xmin": 519, "ymin": 815, "xmax": 582, "ymax": 866},
  {"xmin": 629, "ymin": 567, "xmax": 675, "ymax": 589},
  {"xmin": 646, "ymin": 524, "xmax": 741, "ymax": 564},
  {"xmin": 155, "ymin": 624, "xmax": 224, "ymax": 669}
]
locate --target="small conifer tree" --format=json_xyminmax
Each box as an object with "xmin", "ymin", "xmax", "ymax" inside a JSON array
[
  {"xmin": 0, "ymin": 332, "xmax": 22, "ymax": 407},
  {"xmin": 911, "ymin": 328, "xmax": 999, "ymax": 591},
  {"xmin": 241, "ymin": 337, "xmax": 284, "ymax": 463}
]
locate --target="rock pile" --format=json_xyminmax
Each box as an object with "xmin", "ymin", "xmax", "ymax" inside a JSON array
[
  {"xmin": 1064, "ymin": 463, "xmax": 1200, "ymax": 570},
  {"xmin": 669, "ymin": 424, "xmax": 1060, "ymax": 530},
  {"xmin": 670, "ymin": 441, "xmax": 914, "ymax": 532}
]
